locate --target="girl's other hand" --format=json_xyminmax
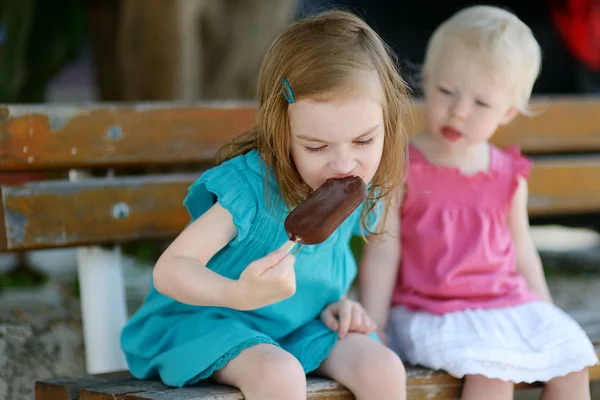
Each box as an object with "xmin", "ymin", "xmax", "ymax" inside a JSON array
[{"xmin": 321, "ymin": 298, "xmax": 377, "ymax": 339}]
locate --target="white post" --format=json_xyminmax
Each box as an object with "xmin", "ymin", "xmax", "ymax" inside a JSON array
[{"xmin": 70, "ymin": 169, "xmax": 128, "ymax": 374}]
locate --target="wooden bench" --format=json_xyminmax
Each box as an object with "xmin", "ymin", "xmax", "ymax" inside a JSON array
[
  {"xmin": 29, "ymin": 351, "xmax": 600, "ymax": 400},
  {"xmin": 0, "ymin": 97, "xmax": 599, "ymax": 399}
]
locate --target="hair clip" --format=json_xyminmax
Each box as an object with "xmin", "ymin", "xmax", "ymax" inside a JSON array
[{"xmin": 281, "ymin": 77, "xmax": 294, "ymax": 103}]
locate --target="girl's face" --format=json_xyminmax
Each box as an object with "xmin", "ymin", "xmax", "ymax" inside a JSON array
[
  {"xmin": 288, "ymin": 74, "xmax": 385, "ymax": 190},
  {"xmin": 423, "ymin": 44, "xmax": 518, "ymax": 149}
]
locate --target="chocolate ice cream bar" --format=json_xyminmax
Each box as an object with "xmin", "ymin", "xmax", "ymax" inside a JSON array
[{"xmin": 279, "ymin": 176, "xmax": 367, "ymax": 253}]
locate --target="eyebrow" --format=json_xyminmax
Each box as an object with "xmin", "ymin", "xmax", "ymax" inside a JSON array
[{"xmin": 295, "ymin": 124, "xmax": 381, "ymax": 143}]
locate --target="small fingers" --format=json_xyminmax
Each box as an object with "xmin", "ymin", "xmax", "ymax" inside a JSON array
[
  {"xmin": 337, "ymin": 302, "xmax": 353, "ymax": 339},
  {"xmin": 350, "ymin": 305, "xmax": 364, "ymax": 333},
  {"xmin": 365, "ymin": 314, "xmax": 377, "ymax": 334},
  {"xmin": 320, "ymin": 306, "xmax": 339, "ymax": 331}
]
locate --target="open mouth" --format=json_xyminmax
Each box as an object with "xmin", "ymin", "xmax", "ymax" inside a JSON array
[{"xmin": 441, "ymin": 126, "xmax": 463, "ymax": 141}]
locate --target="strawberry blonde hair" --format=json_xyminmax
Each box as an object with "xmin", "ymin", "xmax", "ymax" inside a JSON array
[{"xmin": 218, "ymin": 9, "xmax": 411, "ymax": 235}]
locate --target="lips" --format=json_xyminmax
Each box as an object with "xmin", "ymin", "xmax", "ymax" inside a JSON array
[
  {"xmin": 325, "ymin": 174, "xmax": 365, "ymax": 186},
  {"xmin": 330, "ymin": 174, "xmax": 357, "ymax": 179},
  {"xmin": 441, "ymin": 126, "xmax": 463, "ymax": 141}
]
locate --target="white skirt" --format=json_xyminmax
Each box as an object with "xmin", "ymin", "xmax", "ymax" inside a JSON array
[{"xmin": 387, "ymin": 301, "xmax": 598, "ymax": 383}]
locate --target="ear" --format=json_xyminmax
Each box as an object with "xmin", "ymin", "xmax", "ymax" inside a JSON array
[{"xmin": 500, "ymin": 106, "xmax": 519, "ymax": 125}]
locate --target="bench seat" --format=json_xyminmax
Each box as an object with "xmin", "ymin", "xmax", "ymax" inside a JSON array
[{"xmin": 35, "ymin": 342, "xmax": 600, "ymax": 399}]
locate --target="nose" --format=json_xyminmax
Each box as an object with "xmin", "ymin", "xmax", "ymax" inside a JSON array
[
  {"xmin": 329, "ymin": 151, "xmax": 356, "ymax": 175},
  {"xmin": 450, "ymin": 98, "xmax": 469, "ymax": 120}
]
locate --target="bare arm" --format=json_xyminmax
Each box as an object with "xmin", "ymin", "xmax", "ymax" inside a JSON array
[
  {"xmin": 152, "ymin": 202, "xmax": 241, "ymax": 307},
  {"xmin": 508, "ymin": 177, "xmax": 553, "ymax": 303},
  {"xmin": 358, "ymin": 189, "xmax": 402, "ymax": 330},
  {"xmin": 154, "ymin": 201, "xmax": 296, "ymax": 310}
]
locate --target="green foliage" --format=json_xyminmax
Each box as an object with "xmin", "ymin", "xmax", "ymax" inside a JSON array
[
  {"xmin": 0, "ymin": 265, "xmax": 48, "ymax": 289},
  {"xmin": 350, "ymin": 235, "xmax": 366, "ymax": 262}
]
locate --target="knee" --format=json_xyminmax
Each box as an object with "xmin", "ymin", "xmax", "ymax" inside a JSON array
[
  {"xmin": 252, "ymin": 349, "xmax": 307, "ymax": 396},
  {"xmin": 353, "ymin": 345, "xmax": 406, "ymax": 390}
]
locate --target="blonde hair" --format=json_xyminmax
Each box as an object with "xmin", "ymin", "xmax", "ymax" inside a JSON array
[
  {"xmin": 218, "ymin": 9, "xmax": 411, "ymax": 236},
  {"xmin": 423, "ymin": 5, "xmax": 541, "ymax": 114}
]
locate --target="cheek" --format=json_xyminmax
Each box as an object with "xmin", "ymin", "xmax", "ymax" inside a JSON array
[
  {"xmin": 363, "ymin": 139, "xmax": 385, "ymax": 176},
  {"xmin": 290, "ymin": 146, "xmax": 309, "ymax": 172},
  {"xmin": 470, "ymin": 113, "xmax": 502, "ymax": 138},
  {"xmin": 290, "ymin": 147, "xmax": 323, "ymax": 180},
  {"xmin": 426, "ymin": 97, "xmax": 446, "ymax": 121},
  {"xmin": 475, "ymin": 112, "xmax": 500, "ymax": 129},
  {"xmin": 373, "ymin": 139, "xmax": 385, "ymax": 162}
]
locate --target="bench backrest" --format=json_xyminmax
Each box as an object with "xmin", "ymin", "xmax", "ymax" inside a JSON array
[{"xmin": 1, "ymin": 97, "xmax": 599, "ymax": 252}]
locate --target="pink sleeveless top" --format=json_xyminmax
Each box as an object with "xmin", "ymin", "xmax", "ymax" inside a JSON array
[{"xmin": 392, "ymin": 144, "xmax": 538, "ymax": 314}]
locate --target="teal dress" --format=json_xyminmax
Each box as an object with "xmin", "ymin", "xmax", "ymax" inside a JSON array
[{"xmin": 120, "ymin": 150, "xmax": 379, "ymax": 387}]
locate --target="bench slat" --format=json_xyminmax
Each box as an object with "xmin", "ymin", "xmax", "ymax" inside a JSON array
[
  {"xmin": 119, "ymin": 388, "xmax": 244, "ymax": 400},
  {"xmin": 409, "ymin": 97, "xmax": 600, "ymax": 154},
  {"xmin": 0, "ymin": 174, "xmax": 198, "ymax": 251},
  {"xmin": 2, "ymin": 97, "xmax": 599, "ymax": 172},
  {"xmin": 35, "ymin": 372, "xmax": 132, "ymax": 400},
  {"xmin": 3, "ymin": 155, "xmax": 600, "ymax": 251},
  {"xmin": 78, "ymin": 380, "xmax": 172, "ymax": 400},
  {"xmin": 35, "ymin": 376, "xmax": 109, "ymax": 400},
  {"xmin": 529, "ymin": 156, "xmax": 600, "ymax": 216},
  {"xmin": 35, "ymin": 341, "xmax": 599, "ymax": 400},
  {"xmin": 0, "ymin": 103, "xmax": 256, "ymax": 171},
  {"xmin": 492, "ymin": 97, "xmax": 600, "ymax": 153},
  {"xmin": 80, "ymin": 378, "xmax": 354, "ymax": 400}
]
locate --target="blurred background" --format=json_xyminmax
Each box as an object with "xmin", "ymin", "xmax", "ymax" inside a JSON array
[
  {"xmin": 0, "ymin": 0, "xmax": 599, "ymax": 398},
  {"xmin": 1, "ymin": 0, "xmax": 599, "ymax": 105}
]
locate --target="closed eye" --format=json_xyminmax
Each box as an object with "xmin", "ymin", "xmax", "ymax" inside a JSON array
[
  {"xmin": 438, "ymin": 86, "xmax": 453, "ymax": 95},
  {"xmin": 475, "ymin": 99, "xmax": 490, "ymax": 107},
  {"xmin": 304, "ymin": 145, "xmax": 327, "ymax": 153},
  {"xmin": 354, "ymin": 137, "xmax": 374, "ymax": 146}
]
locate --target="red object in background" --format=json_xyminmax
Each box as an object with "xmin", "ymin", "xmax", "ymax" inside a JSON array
[{"xmin": 549, "ymin": 0, "xmax": 600, "ymax": 70}]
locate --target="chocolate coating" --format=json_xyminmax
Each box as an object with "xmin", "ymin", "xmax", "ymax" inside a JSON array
[{"xmin": 284, "ymin": 176, "xmax": 367, "ymax": 245}]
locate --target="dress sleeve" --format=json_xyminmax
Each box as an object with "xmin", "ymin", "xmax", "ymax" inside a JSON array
[
  {"xmin": 504, "ymin": 145, "xmax": 533, "ymax": 180},
  {"xmin": 183, "ymin": 159, "xmax": 258, "ymax": 247}
]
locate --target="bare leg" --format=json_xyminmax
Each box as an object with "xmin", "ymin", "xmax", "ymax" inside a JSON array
[
  {"xmin": 212, "ymin": 343, "xmax": 306, "ymax": 400},
  {"xmin": 316, "ymin": 333, "xmax": 406, "ymax": 400},
  {"xmin": 542, "ymin": 368, "xmax": 590, "ymax": 400},
  {"xmin": 461, "ymin": 374, "xmax": 513, "ymax": 400}
]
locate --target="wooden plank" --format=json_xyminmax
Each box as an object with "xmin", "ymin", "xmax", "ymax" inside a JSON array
[
  {"xmin": 406, "ymin": 97, "xmax": 600, "ymax": 154},
  {"xmin": 35, "ymin": 372, "xmax": 131, "ymax": 400},
  {"xmin": 1, "ymin": 97, "xmax": 599, "ymax": 172},
  {"xmin": 35, "ymin": 376, "xmax": 109, "ymax": 400},
  {"xmin": 405, "ymin": 367, "xmax": 461, "ymax": 399},
  {"xmin": 33, "ymin": 342, "xmax": 600, "ymax": 400},
  {"xmin": 2, "ymin": 154, "xmax": 600, "ymax": 251},
  {"xmin": 0, "ymin": 173, "xmax": 198, "ymax": 251},
  {"xmin": 79, "ymin": 379, "xmax": 170, "ymax": 400},
  {"xmin": 0, "ymin": 103, "xmax": 257, "ymax": 171},
  {"xmin": 492, "ymin": 97, "xmax": 600, "ymax": 153},
  {"xmin": 528, "ymin": 156, "xmax": 600, "ymax": 217},
  {"xmin": 306, "ymin": 377, "xmax": 353, "ymax": 399},
  {"xmin": 121, "ymin": 387, "xmax": 243, "ymax": 400},
  {"xmin": 73, "ymin": 376, "xmax": 391, "ymax": 400}
]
